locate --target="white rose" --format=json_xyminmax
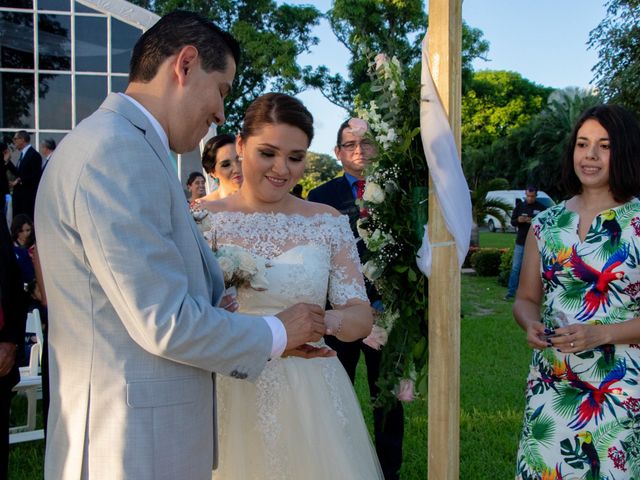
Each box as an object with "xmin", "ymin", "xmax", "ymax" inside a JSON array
[
  {"xmin": 216, "ymin": 256, "xmax": 236, "ymax": 282},
  {"xmin": 363, "ymin": 182, "xmax": 385, "ymax": 204},
  {"xmin": 237, "ymin": 250, "xmax": 258, "ymax": 275},
  {"xmin": 362, "ymin": 260, "xmax": 383, "ymax": 281},
  {"xmin": 356, "ymin": 218, "xmax": 370, "ymax": 242}
]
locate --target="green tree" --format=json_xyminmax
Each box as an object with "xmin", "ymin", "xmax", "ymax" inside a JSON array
[
  {"xmin": 129, "ymin": 0, "xmax": 323, "ymax": 131},
  {"xmin": 462, "ymin": 70, "xmax": 553, "ymax": 150},
  {"xmin": 298, "ymin": 151, "xmax": 342, "ymax": 195},
  {"xmin": 309, "ymin": 0, "xmax": 488, "ymax": 111},
  {"xmin": 588, "ymin": 0, "xmax": 640, "ymax": 114}
]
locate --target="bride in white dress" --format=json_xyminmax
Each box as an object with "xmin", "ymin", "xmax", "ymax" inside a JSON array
[{"xmin": 206, "ymin": 93, "xmax": 383, "ymax": 479}]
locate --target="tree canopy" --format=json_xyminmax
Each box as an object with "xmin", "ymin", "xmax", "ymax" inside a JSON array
[{"xmin": 588, "ymin": 0, "xmax": 640, "ymax": 115}]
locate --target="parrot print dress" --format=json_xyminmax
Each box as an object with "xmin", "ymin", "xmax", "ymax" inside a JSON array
[{"xmin": 516, "ymin": 199, "xmax": 640, "ymax": 480}]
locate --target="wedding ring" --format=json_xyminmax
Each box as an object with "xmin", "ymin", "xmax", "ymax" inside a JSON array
[{"xmin": 570, "ymin": 342, "xmax": 575, "ymax": 348}]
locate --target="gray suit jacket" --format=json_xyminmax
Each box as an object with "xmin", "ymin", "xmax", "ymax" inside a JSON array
[{"xmin": 35, "ymin": 93, "xmax": 272, "ymax": 480}]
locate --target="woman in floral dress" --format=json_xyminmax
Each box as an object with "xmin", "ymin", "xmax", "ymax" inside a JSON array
[{"xmin": 514, "ymin": 104, "xmax": 640, "ymax": 479}]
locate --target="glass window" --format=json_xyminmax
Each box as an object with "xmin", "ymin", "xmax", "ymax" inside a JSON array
[
  {"xmin": 111, "ymin": 18, "xmax": 141, "ymax": 73},
  {"xmin": 0, "ymin": 11, "xmax": 34, "ymax": 69},
  {"xmin": 110, "ymin": 75, "xmax": 128, "ymax": 93},
  {"xmin": 37, "ymin": 131, "xmax": 68, "ymax": 151},
  {"xmin": 38, "ymin": 13, "xmax": 71, "ymax": 70},
  {"xmin": 38, "ymin": 0, "xmax": 69, "ymax": 11},
  {"xmin": 75, "ymin": 16, "xmax": 107, "ymax": 71},
  {"xmin": 0, "ymin": 0, "xmax": 33, "ymax": 8},
  {"xmin": 0, "ymin": 72, "xmax": 35, "ymax": 128},
  {"xmin": 75, "ymin": 75, "xmax": 106, "ymax": 123},
  {"xmin": 74, "ymin": 1, "xmax": 101, "ymax": 14},
  {"xmin": 39, "ymin": 73, "xmax": 71, "ymax": 129}
]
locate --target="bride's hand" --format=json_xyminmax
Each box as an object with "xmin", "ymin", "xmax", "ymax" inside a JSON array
[
  {"xmin": 324, "ymin": 310, "xmax": 344, "ymax": 336},
  {"xmin": 282, "ymin": 344, "xmax": 336, "ymax": 359}
]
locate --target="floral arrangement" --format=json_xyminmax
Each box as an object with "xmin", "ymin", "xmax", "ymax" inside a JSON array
[
  {"xmin": 354, "ymin": 47, "xmax": 428, "ymax": 406},
  {"xmin": 208, "ymin": 232, "xmax": 269, "ymax": 291}
]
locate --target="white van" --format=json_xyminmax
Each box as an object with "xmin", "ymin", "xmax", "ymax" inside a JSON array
[{"xmin": 484, "ymin": 190, "xmax": 555, "ymax": 232}]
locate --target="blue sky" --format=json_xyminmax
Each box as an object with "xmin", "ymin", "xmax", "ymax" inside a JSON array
[{"xmin": 285, "ymin": 0, "xmax": 607, "ymax": 157}]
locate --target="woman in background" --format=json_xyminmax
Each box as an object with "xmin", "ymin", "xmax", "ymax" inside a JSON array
[
  {"xmin": 197, "ymin": 134, "xmax": 243, "ymax": 208},
  {"xmin": 514, "ymin": 104, "xmax": 640, "ymax": 479}
]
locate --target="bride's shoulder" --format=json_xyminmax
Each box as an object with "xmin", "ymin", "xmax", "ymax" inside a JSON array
[
  {"xmin": 296, "ymin": 197, "xmax": 341, "ymax": 218},
  {"xmin": 200, "ymin": 196, "xmax": 234, "ymax": 214}
]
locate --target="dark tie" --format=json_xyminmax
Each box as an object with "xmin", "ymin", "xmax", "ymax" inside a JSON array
[
  {"xmin": 17, "ymin": 151, "xmax": 23, "ymax": 168},
  {"xmin": 355, "ymin": 180, "xmax": 368, "ymax": 217}
]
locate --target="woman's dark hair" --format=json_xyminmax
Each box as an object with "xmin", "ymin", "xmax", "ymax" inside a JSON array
[
  {"xmin": 186, "ymin": 171, "xmax": 205, "ymax": 186},
  {"xmin": 11, "ymin": 214, "xmax": 34, "ymax": 247},
  {"xmin": 240, "ymin": 93, "xmax": 314, "ymax": 146},
  {"xmin": 561, "ymin": 104, "xmax": 640, "ymax": 202},
  {"xmin": 129, "ymin": 10, "xmax": 240, "ymax": 83},
  {"xmin": 201, "ymin": 134, "xmax": 236, "ymax": 174}
]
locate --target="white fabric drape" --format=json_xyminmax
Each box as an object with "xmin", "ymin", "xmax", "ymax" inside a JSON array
[{"xmin": 416, "ymin": 34, "xmax": 472, "ymax": 277}]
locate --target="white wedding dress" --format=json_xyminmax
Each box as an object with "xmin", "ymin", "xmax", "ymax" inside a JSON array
[{"xmin": 207, "ymin": 211, "xmax": 383, "ymax": 480}]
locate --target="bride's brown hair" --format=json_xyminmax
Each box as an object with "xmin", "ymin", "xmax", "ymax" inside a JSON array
[{"xmin": 240, "ymin": 93, "xmax": 314, "ymax": 146}]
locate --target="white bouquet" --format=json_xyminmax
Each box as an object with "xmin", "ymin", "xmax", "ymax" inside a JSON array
[{"xmin": 212, "ymin": 243, "xmax": 269, "ymax": 291}]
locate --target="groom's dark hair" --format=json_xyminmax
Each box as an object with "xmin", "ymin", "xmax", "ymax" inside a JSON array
[{"xmin": 129, "ymin": 10, "xmax": 240, "ymax": 83}]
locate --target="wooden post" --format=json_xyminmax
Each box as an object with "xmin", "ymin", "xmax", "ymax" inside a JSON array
[{"xmin": 427, "ymin": 0, "xmax": 462, "ymax": 479}]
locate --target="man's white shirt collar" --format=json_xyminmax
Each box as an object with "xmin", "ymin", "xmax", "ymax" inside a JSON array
[{"xmin": 119, "ymin": 93, "xmax": 172, "ymax": 161}]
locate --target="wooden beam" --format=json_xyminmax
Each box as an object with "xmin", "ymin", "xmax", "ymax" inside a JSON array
[{"xmin": 427, "ymin": 0, "xmax": 462, "ymax": 479}]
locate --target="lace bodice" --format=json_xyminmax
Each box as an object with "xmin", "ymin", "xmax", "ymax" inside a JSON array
[{"xmin": 205, "ymin": 212, "xmax": 367, "ymax": 311}]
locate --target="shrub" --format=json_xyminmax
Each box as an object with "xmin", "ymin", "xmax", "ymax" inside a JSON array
[
  {"xmin": 470, "ymin": 248, "xmax": 503, "ymax": 276},
  {"xmin": 497, "ymin": 248, "xmax": 514, "ymax": 286}
]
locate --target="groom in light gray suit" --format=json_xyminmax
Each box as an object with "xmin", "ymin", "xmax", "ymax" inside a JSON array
[{"xmin": 35, "ymin": 11, "xmax": 327, "ymax": 480}]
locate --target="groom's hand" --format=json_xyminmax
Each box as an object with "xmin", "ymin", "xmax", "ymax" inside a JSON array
[{"xmin": 276, "ymin": 303, "xmax": 326, "ymax": 349}]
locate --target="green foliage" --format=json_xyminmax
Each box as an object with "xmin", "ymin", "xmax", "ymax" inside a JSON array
[
  {"xmin": 469, "ymin": 177, "xmax": 511, "ymax": 227},
  {"xmin": 470, "ymin": 248, "xmax": 503, "ymax": 276},
  {"xmin": 462, "ymin": 70, "xmax": 553, "ymax": 152},
  {"xmin": 129, "ymin": 0, "xmax": 323, "ymax": 131},
  {"xmin": 298, "ymin": 151, "xmax": 342, "ymax": 196},
  {"xmin": 588, "ymin": 0, "xmax": 640, "ymax": 115},
  {"xmin": 353, "ymin": 52, "xmax": 428, "ymax": 407},
  {"xmin": 315, "ymin": 0, "xmax": 489, "ymax": 112},
  {"xmin": 498, "ymin": 247, "xmax": 514, "ymax": 287}
]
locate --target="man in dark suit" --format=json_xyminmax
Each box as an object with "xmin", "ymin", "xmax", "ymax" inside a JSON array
[
  {"xmin": 0, "ymin": 211, "xmax": 28, "ymax": 478},
  {"xmin": 308, "ymin": 118, "xmax": 404, "ymax": 480},
  {"xmin": 39, "ymin": 138, "xmax": 56, "ymax": 172},
  {"xmin": 6, "ymin": 131, "xmax": 42, "ymax": 219},
  {"xmin": 0, "ymin": 142, "xmax": 11, "ymax": 220}
]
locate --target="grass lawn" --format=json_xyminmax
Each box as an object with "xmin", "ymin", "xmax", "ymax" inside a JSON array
[
  {"xmin": 9, "ymin": 273, "xmax": 530, "ymax": 479},
  {"xmin": 480, "ymin": 231, "xmax": 516, "ymax": 249}
]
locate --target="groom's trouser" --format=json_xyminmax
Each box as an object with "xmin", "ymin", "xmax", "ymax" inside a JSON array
[{"xmin": 325, "ymin": 335, "xmax": 404, "ymax": 480}]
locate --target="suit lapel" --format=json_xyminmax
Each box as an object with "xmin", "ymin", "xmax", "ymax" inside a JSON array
[{"xmin": 98, "ymin": 94, "xmax": 217, "ymax": 298}]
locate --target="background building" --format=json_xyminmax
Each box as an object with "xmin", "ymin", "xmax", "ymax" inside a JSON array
[{"xmin": 0, "ymin": 0, "xmax": 203, "ymax": 181}]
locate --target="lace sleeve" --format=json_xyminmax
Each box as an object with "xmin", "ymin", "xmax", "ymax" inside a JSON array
[{"xmin": 327, "ymin": 215, "xmax": 368, "ymax": 307}]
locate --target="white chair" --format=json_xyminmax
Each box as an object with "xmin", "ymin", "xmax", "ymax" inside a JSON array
[{"xmin": 10, "ymin": 309, "xmax": 45, "ymax": 443}]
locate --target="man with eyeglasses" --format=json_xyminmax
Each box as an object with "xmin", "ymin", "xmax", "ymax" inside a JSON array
[
  {"xmin": 5, "ymin": 131, "xmax": 42, "ymax": 219},
  {"xmin": 308, "ymin": 118, "xmax": 405, "ymax": 480}
]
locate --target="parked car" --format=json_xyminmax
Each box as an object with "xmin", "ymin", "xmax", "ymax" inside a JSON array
[{"xmin": 484, "ymin": 190, "xmax": 555, "ymax": 232}]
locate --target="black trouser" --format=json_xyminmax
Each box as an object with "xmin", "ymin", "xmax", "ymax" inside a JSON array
[{"xmin": 325, "ymin": 336, "xmax": 404, "ymax": 480}]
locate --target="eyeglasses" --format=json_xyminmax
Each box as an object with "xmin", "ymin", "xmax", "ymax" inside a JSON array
[{"xmin": 339, "ymin": 140, "xmax": 376, "ymax": 152}]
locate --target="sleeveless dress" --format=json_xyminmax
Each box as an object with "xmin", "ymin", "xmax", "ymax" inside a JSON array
[
  {"xmin": 206, "ymin": 212, "xmax": 383, "ymax": 480},
  {"xmin": 516, "ymin": 199, "xmax": 640, "ymax": 480}
]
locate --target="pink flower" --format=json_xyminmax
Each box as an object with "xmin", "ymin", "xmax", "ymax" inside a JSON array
[
  {"xmin": 362, "ymin": 325, "xmax": 388, "ymax": 350},
  {"xmin": 347, "ymin": 118, "xmax": 368, "ymax": 138},
  {"xmin": 396, "ymin": 378, "xmax": 415, "ymax": 402},
  {"xmin": 374, "ymin": 53, "xmax": 389, "ymax": 70},
  {"xmin": 632, "ymin": 216, "xmax": 640, "ymax": 236}
]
